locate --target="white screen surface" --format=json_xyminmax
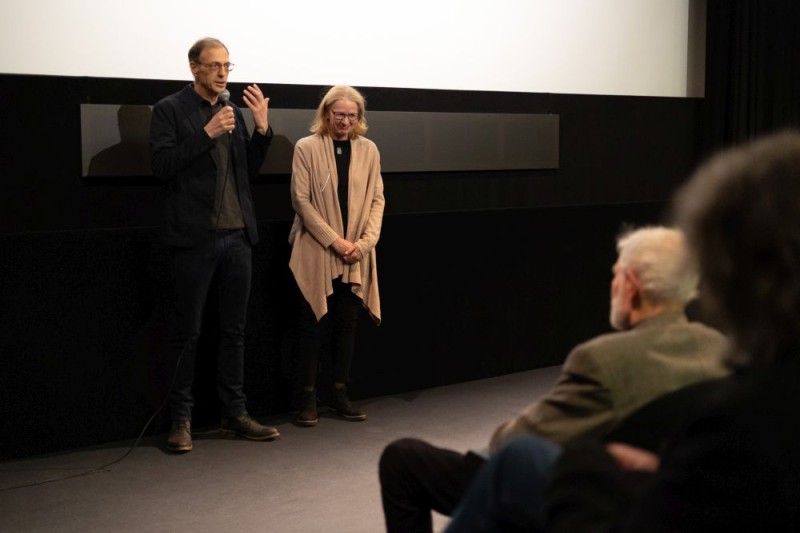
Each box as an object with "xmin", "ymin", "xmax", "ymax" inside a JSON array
[{"xmin": 1, "ymin": 0, "xmax": 690, "ymax": 97}]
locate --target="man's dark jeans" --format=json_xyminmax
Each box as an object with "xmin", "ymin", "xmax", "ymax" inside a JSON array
[{"xmin": 168, "ymin": 229, "xmax": 251, "ymax": 421}]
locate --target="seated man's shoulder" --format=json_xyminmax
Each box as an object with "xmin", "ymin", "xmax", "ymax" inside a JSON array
[
  {"xmin": 574, "ymin": 317, "xmax": 725, "ymax": 354},
  {"xmin": 564, "ymin": 319, "xmax": 726, "ymax": 373},
  {"xmin": 685, "ymin": 320, "xmax": 727, "ymax": 342},
  {"xmin": 559, "ymin": 331, "xmax": 639, "ymax": 374},
  {"xmin": 570, "ymin": 328, "xmax": 640, "ymax": 355}
]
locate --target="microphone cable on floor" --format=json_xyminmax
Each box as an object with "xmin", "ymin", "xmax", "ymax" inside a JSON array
[
  {"xmin": 4, "ymin": 110, "xmax": 241, "ymax": 492},
  {"xmin": 0, "ymin": 339, "xmax": 192, "ymax": 492}
]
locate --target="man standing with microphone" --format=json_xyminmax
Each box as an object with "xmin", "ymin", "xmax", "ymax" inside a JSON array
[{"xmin": 149, "ymin": 37, "xmax": 276, "ymax": 453}]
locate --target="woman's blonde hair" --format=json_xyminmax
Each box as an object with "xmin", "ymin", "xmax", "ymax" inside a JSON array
[{"xmin": 309, "ymin": 85, "xmax": 368, "ymax": 138}]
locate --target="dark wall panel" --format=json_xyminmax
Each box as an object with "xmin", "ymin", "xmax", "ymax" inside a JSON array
[
  {"xmin": 80, "ymin": 105, "xmax": 560, "ymax": 176},
  {"xmin": 0, "ymin": 74, "xmax": 702, "ymax": 233}
]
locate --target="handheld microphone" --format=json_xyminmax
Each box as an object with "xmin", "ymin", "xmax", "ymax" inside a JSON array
[{"xmin": 218, "ymin": 90, "xmax": 232, "ymax": 135}]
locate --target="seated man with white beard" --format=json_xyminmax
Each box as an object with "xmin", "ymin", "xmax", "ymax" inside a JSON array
[{"xmin": 378, "ymin": 226, "xmax": 729, "ymax": 533}]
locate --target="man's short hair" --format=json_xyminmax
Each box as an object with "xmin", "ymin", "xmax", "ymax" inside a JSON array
[
  {"xmin": 616, "ymin": 226, "xmax": 698, "ymax": 307},
  {"xmin": 188, "ymin": 37, "xmax": 228, "ymax": 63},
  {"xmin": 674, "ymin": 130, "xmax": 800, "ymax": 369}
]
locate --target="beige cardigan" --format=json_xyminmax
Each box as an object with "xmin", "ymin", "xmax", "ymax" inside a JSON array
[{"xmin": 288, "ymin": 133, "xmax": 385, "ymax": 324}]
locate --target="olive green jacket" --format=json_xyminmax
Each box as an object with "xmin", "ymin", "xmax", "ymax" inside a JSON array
[{"xmin": 490, "ymin": 311, "xmax": 729, "ymax": 452}]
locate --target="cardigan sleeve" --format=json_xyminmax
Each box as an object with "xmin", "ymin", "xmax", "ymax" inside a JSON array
[
  {"xmin": 290, "ymin": 139, "xmax": 341, "ymax": 248},
  {"xmin": 353, "ymin": 147, "xmax": 385, "ymax": 255}
]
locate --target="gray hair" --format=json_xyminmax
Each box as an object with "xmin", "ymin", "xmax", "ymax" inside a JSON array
[{"xmin": 616, "ymin": 226, "xmax": 698, "ymax": 306}]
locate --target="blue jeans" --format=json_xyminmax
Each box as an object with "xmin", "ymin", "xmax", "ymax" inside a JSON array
[
  {"xmin": 445, "ymin": 436, "xmax": 562, "ymax": 533},
  {"xmin": 168, "ymin": 229, "xmax": 252, "ymax": 421}
]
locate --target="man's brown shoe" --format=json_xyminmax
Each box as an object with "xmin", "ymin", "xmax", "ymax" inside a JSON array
[
  {"xmin": 221, "ymin": 414, "xmax": 280, "ymax": 441},
  {"xmin": 166, "ymin": 420, "xmax": 192, "ymax": 453}
]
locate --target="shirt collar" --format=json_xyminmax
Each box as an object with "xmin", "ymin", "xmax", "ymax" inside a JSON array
[{"xmin": 632, "ymin": 309, "xmax": 688, "ymax": 331}]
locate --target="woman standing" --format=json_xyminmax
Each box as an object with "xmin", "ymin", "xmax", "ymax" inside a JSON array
[{"xmin": 288, "ymin": 85, "xmax": 385, "ymax": 426}]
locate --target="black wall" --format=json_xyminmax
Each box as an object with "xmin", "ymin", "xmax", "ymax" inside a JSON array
[{"xmin": 0, "ymin": 74, "xmax": 701, "ymax": 458}]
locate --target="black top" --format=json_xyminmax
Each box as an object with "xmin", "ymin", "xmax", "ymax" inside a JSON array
[{"xmin": 334, "ymin": 139, "xmax": 351, "ymax": 235}]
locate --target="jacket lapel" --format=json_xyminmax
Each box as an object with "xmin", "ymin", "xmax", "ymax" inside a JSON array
[{"xmin": 178, "ymin": 85, "xmax": 219, "ymax": 168}]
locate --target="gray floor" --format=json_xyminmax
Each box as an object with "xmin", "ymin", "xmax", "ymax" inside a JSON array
[{"xmin": 0, "ymin": 366, "xmax": 561, "ymax": 533}]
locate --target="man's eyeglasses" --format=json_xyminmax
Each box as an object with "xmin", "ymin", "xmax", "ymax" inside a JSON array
[
  {"xmin": 196, "ymin": 62, "xmax": 235, "ymax": 72},
  {"xmin": 330, "ymin": 111, "xmax": 359, "ymax": 122}
]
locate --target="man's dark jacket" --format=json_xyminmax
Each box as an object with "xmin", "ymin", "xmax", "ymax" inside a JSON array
[{"xmin": 150, "ymin": 83, "xmax": 272, "ymax": 247}]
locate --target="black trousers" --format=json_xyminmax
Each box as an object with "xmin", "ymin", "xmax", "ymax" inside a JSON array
[
  {"xmin": 168, "ymin": 230, "xmax": 251, "ymax": 421},
  {"xmin": 379, "ymin": 438, "xmax": 486, "ymax": 533},
  {"xmin": 296, "ymin": 277, "xmax": 361, "ymax": 387}
]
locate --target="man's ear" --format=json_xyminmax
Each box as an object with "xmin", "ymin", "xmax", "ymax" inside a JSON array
[{"xmin": 625, "ymin": 269, "xmax": 643, "ymax": 309}]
